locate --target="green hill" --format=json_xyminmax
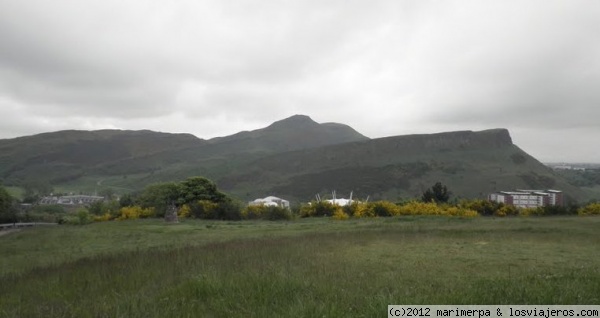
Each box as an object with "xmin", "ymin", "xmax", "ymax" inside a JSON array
[
  {"xmin": 0, "ymin": 130, "xmax": 202, "ymax": 186},
  {"xmin": 86, "ymin": 115, "xmax": 369, "ymax": 179},
  {"xmin": 215, "ymin": 128, "xmax": 588, "ymax": 203},
  {"xmin": 207, "ymin": 114, "xmax": 369, "ymax": 154},
  {"xmin": 0, "ymin": 115, "xmax": 368, "ymax": 191},
  {"xmin": 0, "ymin": 116, "xmax": 590, "ymax": 203}
]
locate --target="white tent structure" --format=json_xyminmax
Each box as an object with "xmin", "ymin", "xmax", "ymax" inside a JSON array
[
  {"xmin": 324, "ymin": 198, "xmax": 354, "ymax": 206},
  {"xmin": 248, "ymin": 196, "xmax": 290, "ymax": 208},
  {"xmin": 320, "ymin": 191, "xmax": 361, "ymax": 207}
]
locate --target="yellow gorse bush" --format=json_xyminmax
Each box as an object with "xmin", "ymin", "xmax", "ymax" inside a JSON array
[
  {"xmin": 330, "ymin": 200, "xmax": 480, "ymax": 220},
  {"xmin": 192, "ymin": 200, "xmax": 220, "ymax": 219},
  {"xmin": 444, "ymin": 206, "xmax": 479, "ymax": 217},
  {"xmin": 578, "ymin": 203, "xmax": 600, "ymax": 216},
  {"xmin": 299, "ymin": 201, "xmax": 338, "ymax": 217},
  {"xmin": 93, "ymin": 212, "xmax": 112, "ymax": 222},
  {"xmin": 518, "ymin": 207, "xmax": 543, "ymax": 217},
  {"xmin": 332, "ymin": 207, "xmax": 349, "ymax": 220},
  {"xmin": 346, "ymin": 202, "xmax": 372, "ymax": 218},
  {"xmin": 242, "ymin": 205, "xmax": 265, "ymax": 219},
  {"xmin": 397, "ymin": 201, "xmax": 442, "ymax": 216},
  {"xmin": 368, "ymin": 201, "xmax": 400, "ymax": 216},
  {"xmin": 178, "ymin": 204, "xmax": 191, "ymax": 218},
  {"xmin": 116, "ymin": 206, "xmax": 155, "ymax": 220},
  {"xmin": 494, "ymin": 205, "xmax": 518, "ymax": 217}
]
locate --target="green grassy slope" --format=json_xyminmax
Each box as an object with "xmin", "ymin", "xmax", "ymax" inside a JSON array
[
  {"xmin": 87, "ymin": 115, "xmax": 370, "ymax": 178},
  {"xmin": 0, "ymin": 115, "xmax": 368, "ymax": 190},
  {"xmin": 0, "ymin": 118, "xmax": 588, "ymax": 203},
  {"xmin": 206, "ymin": 114, "xmax": 369, "ymax": 154},
  {"xmin": 216, "ymin": 129, "xmax": 587, "ymax": 203},
  {"xmin": 0, "ymin": 129, "xmax": 203, "ymax": 186}
]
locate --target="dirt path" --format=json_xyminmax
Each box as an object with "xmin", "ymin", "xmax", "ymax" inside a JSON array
[{"xmin": 0, "ymin": 229, "xmax": 21, "ymax": 237}]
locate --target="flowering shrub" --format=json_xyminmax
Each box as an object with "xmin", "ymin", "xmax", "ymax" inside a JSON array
[
  {"xmin": 444, "ymin": 206, "xmax": 479, "ymax": 217},
  {"xmin": 117, "ymin": 206, "xmax": 155, "ymax": 220},
  {"xmin": 332, "ymin": 200, "xmax": 480, "ymax": 220},
  {"xmin": 178, "ymin": 204, "xmax": 191, "ymax": 218},
  {"xmin": 578, "ymin": 203, "xmax": 600, "ymax": 216},
  {"xmin": 188, "ymin": 200, "xmax": 219, "ymax": 219},
  {"xmin": 518, "ymin": 207, "xmax": 544, "ymax": 217},
  {"xmin": 494, "ymin": 205, "xmax": 518, "ymax": 217},
  {"xmin": 332, "ymin": 207, "xmax": 349, "ymax": 220},
  {"xmin": 299, "ymin": 201, "xmax": 338, "ymax": 217},
  {"xmin": 368, "ymin": 201, "xmax": 400, "ymax": 217},
  {"xmin": 93, "ymin": 212, "xmax": 113, "ymax": 222},
  {"xmin": 459, "ymin": 199, "xmax": 503, "ymax": 216},
  {"xmin": 397, "ymin": 201, "xmax": 443, "ymax": 216},
  {"xmin": 242, "ymin": 205, "xmax": 264, "ymax": 220},
  {"xmin": 344, "ymin": 202, "xmax": 372, "ymax": 218}
]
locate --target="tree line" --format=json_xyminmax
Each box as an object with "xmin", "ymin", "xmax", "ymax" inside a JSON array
[{"xmin": 2, "ymin": 179, "xmax": 600, "ymax": 224}]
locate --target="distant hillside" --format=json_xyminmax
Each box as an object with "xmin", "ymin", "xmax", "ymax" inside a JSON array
[
  {"xmin": 83, "ymin": 115, "xmax": 369, "ymax": 177},
  {"xmin": 0, "ymin": 116, "xmax": 589, "ymax": 203},
  {"xmin": 0, "ymin": 115, "xmax": 368, "ymax": 188},
  {"xmin": 204, "ymin": 114, "xmax": 369, "ymax": 155},
  {"xmin": 214, "ymin": 129, "xmax": 588, "ymax": 203},
  {"xmin": 0, "ymin": 130, "xmax": 202, "ymax": 186}
]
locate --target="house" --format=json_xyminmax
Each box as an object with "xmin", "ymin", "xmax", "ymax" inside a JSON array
[
  {"xmin": 39, "ymin": 195, "xmax": 105, "ymax": 205},
  {"xmin": 249, "ymin": 196, "xmax": 290, "ymax": 208},
  {"xmin": 488, "ymin": 189, "xmax": 563, "ymax": 208}
]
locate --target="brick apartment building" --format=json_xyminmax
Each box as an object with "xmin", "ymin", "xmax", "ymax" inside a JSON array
[{"xmin": 488, "ymin": 189, "xmax": 563, "ymax": 208}]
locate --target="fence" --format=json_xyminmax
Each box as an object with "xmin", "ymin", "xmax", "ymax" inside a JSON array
[{"xmin": 0, "ymin": 222, "xmax": 58, "ymax": 230}]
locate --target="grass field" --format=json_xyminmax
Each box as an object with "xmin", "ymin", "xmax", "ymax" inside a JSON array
[{"xmin": 1, "ymin": 216, "xmax": 600, "ymax": 317}]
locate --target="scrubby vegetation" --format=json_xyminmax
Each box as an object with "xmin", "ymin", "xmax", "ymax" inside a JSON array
[
  {"xmin": 242, "ymin": 204, "xmax": 293, "ymax": 220},
  {"xmin": 0, "ymin": 185, "xmax": 17, "ymax": 223},
  {"xmin": 578, "ymin": 202, "xmax": 600, "ymax": 216},
  {"xmin": 300, "ymin": 200, "xmax": 478, "ymax": 219},
  {"xmin": 3, "ymin": 178, "xmax": 600, "ymax": 226}
]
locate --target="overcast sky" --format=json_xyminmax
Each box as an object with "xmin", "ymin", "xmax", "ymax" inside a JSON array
[{"xmin": 1, "ymin": 1, "xmax": 599, "ymax": 163}]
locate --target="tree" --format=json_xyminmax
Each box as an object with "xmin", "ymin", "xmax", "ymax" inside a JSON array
[
  {"xmin": 137, "ymin": 182, "xmax": 182, "ymax": 216},
  {"xmin": 0, "ymin": 185, "xmax": 17, "ymax": 223},
  {"xmin": 98, "ymin": 188, "xmax": 115, "ymax": 200},
  {"xmin": 21, "ymin": 179, "xmax": 53, "ymax": 203},
  {"xmin": 421, "ymin": 182, "xmax": 450, "ymax": 203},
  {"xmin": 179, "ymin": 177, "xmax": 227, "ymax": 204},
  {"xmin": 119, "ymin": 193, "xmax": 135, "ymax": 208},
  {"xmin": 135, "ymin": 177, "xmax": 232, "ymax": 218}
]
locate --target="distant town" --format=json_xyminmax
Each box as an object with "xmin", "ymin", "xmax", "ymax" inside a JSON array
[{"xmin": 545, "ymin": 162, "xmax": 600, "ymax": 171}]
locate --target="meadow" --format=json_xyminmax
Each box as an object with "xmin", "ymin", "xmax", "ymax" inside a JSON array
[{"xmin": 1, "ymin": 216, "xmax": 600, "ymax": 317}]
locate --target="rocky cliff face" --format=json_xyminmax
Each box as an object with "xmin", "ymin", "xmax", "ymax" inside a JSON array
[{"xmin": 366, "ymin": 128, "xmax": 513, "ymax": 152}]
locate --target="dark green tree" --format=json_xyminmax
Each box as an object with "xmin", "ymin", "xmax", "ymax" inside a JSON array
[
  {"xmin": 179, "ymin": 176, "xmax": 227, "ymax": 204},
  {"xmin": 22, "ymin": 179, "xmax": 53, "ymax": 201},
  {"xmin": 98, "ymin": 188, "xmax": 115, "ymax": 200},
  {"xmin": 137, "ymin": 182, "xmax": 182, "ymax": 216},
  {"xmin": 0, "ymin": 185, "xmax": 17, "ymax": 223},
  {"xmin": 421, "ymin": 182, "xmax": 450, "ymax": 203},
  {"xmin": 136, "ymin": 177, "xmax": 232, "ymax": 218},
  {"xmin": 118, "ymin": 193, "xmax": 135, "ymax": 208}
]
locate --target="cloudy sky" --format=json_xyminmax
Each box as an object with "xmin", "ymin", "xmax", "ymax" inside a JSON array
[{"xmin": 1, "ymin": 1, "xmax": 599, "ymax": 162}]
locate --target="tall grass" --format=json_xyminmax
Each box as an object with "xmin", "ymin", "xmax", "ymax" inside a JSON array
[{"xmin": 1, "ymin": 217, "xmax": 600, "ymax": 317}]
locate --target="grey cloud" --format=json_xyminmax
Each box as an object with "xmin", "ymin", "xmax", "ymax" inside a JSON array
[
  {"xmin": 0, "ymin": 0, "xmax": 599, "ymax": 162},
  {"xmin": 410, "ymin": 2, "xmax": 600, "ymax": 131}
]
